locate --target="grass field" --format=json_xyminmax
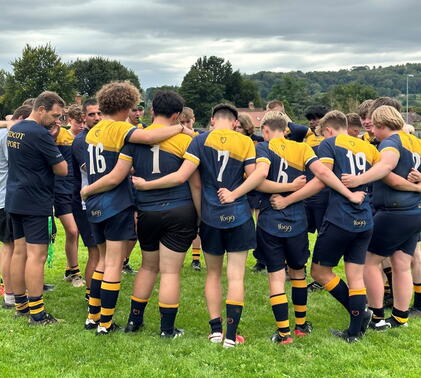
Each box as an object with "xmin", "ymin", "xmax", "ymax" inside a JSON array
[{"xmin": 1, "ymin": 225, "xmax": 420, "ymax": 377}]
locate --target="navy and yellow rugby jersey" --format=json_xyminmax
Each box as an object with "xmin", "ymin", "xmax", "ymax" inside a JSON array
[
  {"xmin": 362, "ymin": 132, "xmax": 380, "ymax": 147},
  {"xmin": 256, "ymin": 138, "xmax": 318, "ymax": 237},
  {"xmin": 119, "ymin": 124, "xmax": 193, "ymax": 211},
  {"xmin": 304, "ymin": 134, "xmax": 330, "ymax": 205},
  {"xmin": 285, "ymin": 122, "xmax": 311, "ymax": 142},
  {"xmin": 55, "ymin": 127, "xmax": 74, "ymax": 194},
  {"xmin": 373, "ymin": 131, "xmax": 421, "ymax": 211},
  {"xmin": 318, "ymin": 134, "xmax": 380, "ymax": 232},
  {"xmin": 184, "ymin": 129, "xmax": 256, "ymax": 229},
  {"xmin": 84, "ymin": 120, "xmax": 136, "ymax": 222},
  {"xmin": 71, "ymin": 128, "xmax": 89, "ymax": 205}
]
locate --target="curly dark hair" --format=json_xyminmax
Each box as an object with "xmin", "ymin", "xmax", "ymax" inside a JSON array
[{"xmin": 96, "ymin": 81, "xmax": 140, "ymax": 115}]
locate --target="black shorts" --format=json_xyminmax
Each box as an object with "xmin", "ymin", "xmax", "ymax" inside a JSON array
[
  {"xmin": 256, "ymin": 226, "xmax": 309, "ymax": 272},
  {"xmin": 137, "ymin": 203, "xmax": 197, "ymax": 253},
  {"xmin": 199, "ymin": 217, "xmax": 256, "ymax": 256},
  {"xmin": 368, "ymin": 210, "xmax": 421, "ymax": 257},
  {"xmin": 54, "ymin": 193, "xmax": 73, "ymax": 217},
  {"xmin": 247, "ymin": 191, "xmax": 261, "ymax": 210},
  {"xmin": 0, "ymin": 209, "xmax": 14, "ymax": 243},
  {"xmin": 10, "ymin": 213, "xmax": 50, "ymax": 244},
  {"xmin": 304, "ymin": 202, "xmax": 327, "ymax": 233},
  {"xmin": 91, "ymin": 206, "xmax": 136, "ymax": 244},
  {"xmin": 312, "ymin": 221, "xmax": 373, "ymax": 267},
  {"xmin": 72, "ymin": 202, "xmax": 97, "ymax": 248}
]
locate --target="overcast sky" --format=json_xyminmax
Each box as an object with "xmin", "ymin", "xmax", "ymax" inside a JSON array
[{"xmin": 1, "ymin": 0, "xmax": 420, "ymax": 88}]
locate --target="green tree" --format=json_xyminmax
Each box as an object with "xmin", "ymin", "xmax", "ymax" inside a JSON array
[
  {"xmin": 71, "ymin": 57, "xmax": 141, "ymax": 96},
  {"xmin": 4, "ymin": 44, "xmax": 76, "ymax": 110},
  {"xmin": 0, "ymin": 69, "xmax": 8, "ymax": 118},
  {"xmin": 323, "ymin": 82, "xmax": 378, "ymax": 113}
]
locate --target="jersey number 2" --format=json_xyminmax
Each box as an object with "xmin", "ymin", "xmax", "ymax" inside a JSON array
[{"xmin": 88, "ymin": 143, "xmax": 106, "ymax": 174}]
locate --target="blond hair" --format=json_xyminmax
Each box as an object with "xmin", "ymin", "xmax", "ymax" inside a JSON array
[
  {"xmin": 319, "ymin": 110, "xmax": 347, "ymax": 133},
  {"xmin": 260, "ymin": 111, "xmax": 288, "ymax": 131},
  {"xmin": 371, "ymin": 105, "xmax": 404, "ymax": 131},
  {"xmin": 179, "ymin": 106, "xmax": 194, "ymax": 121}
]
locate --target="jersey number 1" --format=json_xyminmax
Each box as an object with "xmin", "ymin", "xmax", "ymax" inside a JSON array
[{"xmin": 88, "ymin": 143, "xmax": 106, "ymax": 174}]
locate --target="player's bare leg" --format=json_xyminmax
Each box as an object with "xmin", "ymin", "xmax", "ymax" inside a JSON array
[
  {"xmin": 1, "ymin": 242, "xmax": 14, "ymax": 308},
  {"xmin": 410, "ymin": 243, "xmax": 421, "ymax": 317}
]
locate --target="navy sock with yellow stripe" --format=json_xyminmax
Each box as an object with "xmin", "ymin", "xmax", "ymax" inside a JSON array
[
  {"xmin": 28, "ymin": 295, "xmax": 46, "ymax": 321},
  {"xmin": 413, "ymin": 283, "xmax": 421, "ymax": 308},
  {"xmin": 270, "ymin": 293, "xmax": 290, "ymax": 336},
  {"xmin": 324, "ymin": 275, "xmax": 350, "ymax": 312},
  {"xmin": 348, "ymin": 288, "xmax": 367, "ymax": 336},
  {"xmin": 291, "ymin": 278, "xmax": 308, "ymax": 326},
  {"xmin": 66, "ymin": 265, "xmax": 81, "ymax": 277},
  {"xmin": 392, "ymin": 307, "xmax": 408, "ymax": 325},
  {"xmin": 88, "ymin": 271, "xmax": 103, "ymax": 322},
  {"xmin": 226, "ymin": 300, "xmax": 243, "ymax": 342},
  {"xmin": 192, "ymin": 248, "xmax": 201, "ymax": 261},
  {"xmin": 99, "ymin": 281, "xmax": 121, "ymax": 329},
  {"xmin": 128, "ymin": 296, "xmax": 149, "ymax": 325},
  {"xmin": 14, "ymin": 293, "xmax": 29, "ymax": 314},
  {"xmin": 159, "ymin": 303, "xmax": 179, "ymax": 334}
]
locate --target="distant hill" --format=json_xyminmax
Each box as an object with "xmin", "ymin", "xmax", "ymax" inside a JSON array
[{"xmin": 245, "ymin": 63, "xmax": 421, "ymax": 100}]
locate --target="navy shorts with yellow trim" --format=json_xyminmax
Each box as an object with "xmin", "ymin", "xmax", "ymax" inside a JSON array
[
  {"xmin": 137, "ymin": 203, "xmax": 197, "ymax": 253},
  {"xmin": 368, "ymin": 209, "xmax": 421, "ymax": 257},
  {"xmin": 199, "ymin": 217, "xmax": 256, "ymax": 256},
  {"xmin": 312, "ymin": 221, "xmax": 373, "ymax": 267},
  {"xmin": 0, "ymin": 209, "xmax": 14, "ymax": 243},
  {"xmin": 10, "ymin": 213, "xmax": 50, "ymax": 244},
  {"xmin": 91, "ymin": 206, "xmax": 136, "ymax": 244},
  {"xmin": 256, "ymin": 226, "xmax": 309, "ymax": 272},
  {"xmin": 54, "ymin": 193, "xmax": 73, "ymax": 217},
  {"xmin": 72, "ymin": 202, "xmax": 97, "ymax": 247}
]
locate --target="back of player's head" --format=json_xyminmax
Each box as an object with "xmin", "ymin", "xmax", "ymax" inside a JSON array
[
  {"xmin": 357, "ymin": 99, "xmax": 374, "ymax": 119},
  {"xmin": 11, "ymin": 105, "xmax": 32, "ymax": 120},
  {"xmin": 260, "ymin": 111, "xmax": 288, "ymax": 131},
  {"xmin": 212, "ymin": 103, "xmax": 238, "ymax": 121},
  {"xmin": 22, "ymin": 98, "xmax": 35, "ymax": 107},
  {"xmin": 152, "ymin": 90, "xmax": 185, "ymax": 118},
  {"xmin": 179, "ymin": 106, "xmax": 194, "ymax": 121},
  {"xmin": 67, "ymin": 104, "xmax": 83, "ymax": 122},
  {"xmin": 96, "ymin": 81, "xmax": 140, "ymax": 115},
  {"xmin": 368, "ymin": 97, "xmax": 401, "ymax": 119},
  {"xmin": 319, "ymin": 110, "xmax": 348, "ymax": 132},
  {"xmin": 266, "ymin": 100, "xmax": 285, "ymax": 112},
  {"xmin": 82, "ymin": 98, "xmax": 98, "ymax": 113},
  {"xmin": 33, "ymin": 91, "xmax": 65, "ymax": 111},
  {"xmin": 346, "ymin": 113, "xmax": 363, "ymax": 128},
  {"xmin": 372, "ymin": 105, "xmax": 404, "ymax": 131},
  {"xmin": 238, "ymin": 113, "xmax": 255, "ymax": 136},
  {"xmin": 305, "ymin": 105, "xmax": 328, "ymax": 120}
]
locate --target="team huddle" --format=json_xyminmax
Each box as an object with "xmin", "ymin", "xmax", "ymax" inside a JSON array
[{"xmin": 0, "ymin": 81, "xmax": 420, "ymax": 347}]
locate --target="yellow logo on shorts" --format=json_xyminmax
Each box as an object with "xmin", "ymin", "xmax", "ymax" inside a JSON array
[
  {"xmin": 220, "ymin": 215, "xmax": 235, "ymax": 223},
  {"xmin": 353, "ymin": 220, "xmax": 366, "ymax": 227},
  {"xmin": 278, "ymin": 224, "xmax": 292, "ymax": 232}
]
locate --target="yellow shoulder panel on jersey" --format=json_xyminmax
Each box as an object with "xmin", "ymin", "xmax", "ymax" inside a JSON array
[
  {"xmin": 146, "ymin": 124, "xmax": 192, "ymax": 158},
  {"xmin": 335, "ymin": 134, "xmax": 379, "ymax": 165},
  {"xmin": 305, "ymin": 133, "xmax": 324, "ymax": 148},
  {"xmin": 86, "ymin": 120, "xmax": 135, "ymax": 152},
  {"xmin": 399, "ymin": 131, "xmax": 421, "ymax": 155},
  {"xmin": 204, "ymin": 129, "xmax": 255, "ymax": 162},
  {"xmin": 56, "ymin": 128, "xmax": 74, "ymax": 146},
  {"xmin": 268, "ymin": 137, "xmax": 316, "ymax": 171}
]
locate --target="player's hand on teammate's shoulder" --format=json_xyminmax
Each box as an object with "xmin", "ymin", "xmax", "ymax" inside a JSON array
[
  {"xmin": 407, "ymin": 168, "xmax": 421, "ymax": 183},
  {"xmin": 132, "ymin": 176, "xmax": 147, "ymax": 190},
  {"xmin": 292, "ymin": 175, "xmax": 307, "ymax": 191},
  {"xmin": 179, "ymin": 124, "xmax": 195, "ymax": 138},
  {"xmin": 347, "ymin": 191, "xmax": 366, "ymax": 205},
  {"xmin": 341, "ymin": 173, "xmax": 361, "ymax": 188},
  {"xmin": 269, "ymin": 194, "xmax": 288, "ymax": 210},
  {"xmin": 217, "ymin": 188, "xmax": 236, "ymax": 204}
]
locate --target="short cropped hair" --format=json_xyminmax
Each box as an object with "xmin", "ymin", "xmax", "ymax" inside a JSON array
[
  {"xmin": 305, "ymin": 105, "xmax": 328, "ymax": 120},
  {"xmin": 33, "ymin": 91, "xmax": 65, "ymax": 111},
  {"xmin": 212, "ymin": 103, "xmax": 238, "ymax": 121},
  {"xmin": 22, "ymin": 98, "xmax": 35, "ymax": 107},
  {"xmin": 372, "ymin": 105, "xmax": 404, "ymax": 131},
  {"xmin": 368, "ymin": 97, "xmax": 401, "ymax": 119},
  {"xmin": 238, "ymin": 113, "xmax": 255, "ymax": 136},
  {"xmin": 346, "ymin": 113, "xmax": 363, "ymax": 128},
  {"xmin": 11, "ymin": 105, "xmax": 32, "ymax": 120},
  {"xmin": 152, "ymin": 90, "xmax": 184, "ymax": 118},
  {"xmin": 97, "ymin": 81, "xmax": 140, "ymax": 115},
  {"xmin": 319, "ymin": 110, "xmax": 348, "ymax": 132},
  {"xmin": 357, "ymin": 99, "xmax": 374, "ymax": 119},
  {"xmin": 82, "ymin": 98, "xmax": 98, "ymax": 113},
  {"xmin": 67, "ymin": 104, "xmax": 83, "ymax": 122},
  {"xmin": 261, "ymin": 111, "xmax": 287, "ymax": 131},
  {"xmin": 179, "ymin": 107, "xmax": 195, "ymax": 121},
  {"xmin": 266, "ymin": 100, "xmax": 285, "ymax": 111}
]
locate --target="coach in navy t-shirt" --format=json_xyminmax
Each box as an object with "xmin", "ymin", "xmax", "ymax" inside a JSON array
[{"xmin": 5, "ymin": 91, "xmax": 67, "ymax": 326}]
